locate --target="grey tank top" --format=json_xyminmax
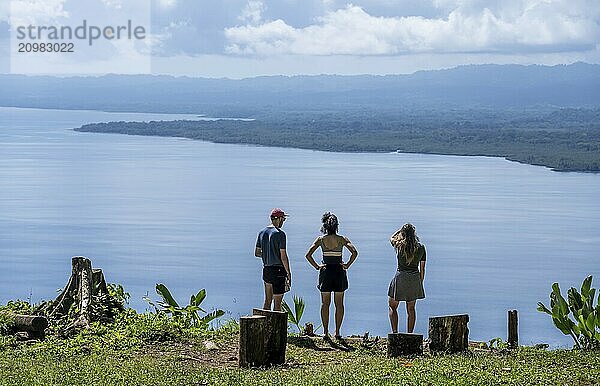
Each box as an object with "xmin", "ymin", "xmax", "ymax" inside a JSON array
[{"xmin": 320, "ymin": 235, "xmax": 346, "ymax": 265}]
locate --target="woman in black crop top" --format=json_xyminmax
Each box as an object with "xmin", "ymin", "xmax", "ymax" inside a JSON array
[{"xmin": 305, "ymin": 212, "xmax": 358, "ymax": 341}]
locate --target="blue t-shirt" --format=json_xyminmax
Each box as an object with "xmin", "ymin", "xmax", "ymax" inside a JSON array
[{"xmin": 256, "ymin": 226, "xmax": 286, "ymax": 267}]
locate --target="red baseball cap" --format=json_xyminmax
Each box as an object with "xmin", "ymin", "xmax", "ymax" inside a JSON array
[{"xmin": 270, "ymin": 208, "xmax": 289, "ymax": 218}]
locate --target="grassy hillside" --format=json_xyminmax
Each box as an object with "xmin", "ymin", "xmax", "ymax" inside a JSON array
[{"xmin": 1, "ymin": 322, "xmax": 598, "ymax": 386}]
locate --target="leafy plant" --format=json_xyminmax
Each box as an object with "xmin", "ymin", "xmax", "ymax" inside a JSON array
[
  {"xmin": 107, "ymin": 283, "xmax": 130, "ymax": 306},
  {"xmin": 537, "ymin": 275, "xmax": 600, "ymax": 350},
  {"xmin": 282, "ymin": 295, "xmax": 305, "ymax": 333},
  {"xmin": 488, "ymin": 337, "xmax": 508, "ymax": 350},
  {"xmin": 144, "ymin": 283, "xmax": 224, "ymax": 328}
]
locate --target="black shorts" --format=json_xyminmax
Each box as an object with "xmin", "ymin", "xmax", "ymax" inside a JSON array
[
  {"xmin": 263, "ymin": 266, "xmax": 287, "ymax": 295},
  {"xmin": 318, "ymin": 264, "xmax": 348, "ymax": 292}
]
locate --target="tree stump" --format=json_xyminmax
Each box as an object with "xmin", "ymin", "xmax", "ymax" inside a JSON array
[
  {"xmin": 239, "ymin": 315, "xmax": 267, "ymax": 368},
  {"xmin": 508, "ymin": 310, "xmax": 518, "ymax": 349},
  {"xmin": 47, "ymin": 256, "xmax": 112, "ymax": 330},
  {"xmin": 252, "ymin": 308, "xmax": 287, "ymax": 366},
  {"xmin": 387, "ymin": 333, "xmax": 423, "ymax": 357},
  {"xmin": 428, "ymin": 314, "xmax": 469, "ymax": 353}
]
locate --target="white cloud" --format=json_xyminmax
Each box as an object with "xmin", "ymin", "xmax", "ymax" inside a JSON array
[
  {"xmin": 0, "ymin": 2, "xmax": 9, "ymax": 22},
  {"xmin": 101, "ymin": 0, "xmax": 122, "ymax": 9},
  {"xmin": 225, "ymin": 1, "xmax": 600, "ymax": 56},
  {"xmin": 239, "ymin": 1, "xmax": 265, "ymax": 24},
  {"xmin": 8, "ymin": 0, "xmax": 152, "ymax": 75},
  {"xmin": 156, "ymin": 0, "xmax": 177, "ymax": 9},
  {"xmin": 9, "ymin": 0, "xmax": 69, "ymax": 26}
]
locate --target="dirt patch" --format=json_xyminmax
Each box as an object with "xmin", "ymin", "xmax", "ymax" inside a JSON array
[{"xmin": 140, "ymin": 336, "xmax": 240, "ymax": 369}]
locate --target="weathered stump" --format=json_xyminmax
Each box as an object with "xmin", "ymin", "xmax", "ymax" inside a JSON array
[
  {"xmin": 239, "ymin": 315, "xmax": 267, "ymax": 368},
  {"xmin": 387, "ymin": 333, "xmax": 423, "ymax": 357},
  {"xmin": 48, "ymin": 256, "xmax": 112, "ymax": 330},
  {"xmin": 508, "ymin": 310, "xmax": 518, "ymax": 349},
  {"xmin": 428, "ymin": 314, "xmax": 469, "ymax": 353},
  {"xmin": 252, "ymin": 308, "xmax": 287, "ymax": 366}
]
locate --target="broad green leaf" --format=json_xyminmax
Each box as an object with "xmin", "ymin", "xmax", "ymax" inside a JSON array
[
  {"xmin": 193, "ymin": 289, "xmax": 206, "ymax": 307},
  {"xmin": 551, "ymin": 303, "xmax": 564, "ymax": 319},
  {"xmin": 552, "ymin": 317, "xmax": 571, "ymax": 335},
  {"xmin": 156, "ymin": 283, "xmax": 180, "ymax": 309},
  {"xmin": 294, "ymin": 296, "xmax": 305, "ymax": 323},
  {"xmin": 537, "ymin": 302, "xmax": 552, "ymax": 315},
  {"xmin": 568, "ymin": 287, "xmax": 583, "ymax": 313},
  {"xmin": 588, "ymin": 288, "xmax": 597, "ymax": 309},
  {"xmin": 282, "ymin": 300, "xmax": 297, "ymax": 325},
  {"xmin": 581, "ymin": 276, "xmax": 593, "ymax": 297},
  {"xmin": 586, "ymin": 313, "xmax": 596, "ymax": 333},
  {"xmin": 200, "ymin": 309, "xmax": 225, "ymax": 324},
  {"xmin": 552, "ymin": 283, "xmax": 569, "ymax": 316}
]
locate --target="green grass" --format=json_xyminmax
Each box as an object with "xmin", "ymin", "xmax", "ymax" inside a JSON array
[
  {"xmin": 1, "ymin": 330, "xmax": 598, "ymax": 385},
  {"xmin": 2, "ymin": 298, "xmax": 597, "ymax": 385}
]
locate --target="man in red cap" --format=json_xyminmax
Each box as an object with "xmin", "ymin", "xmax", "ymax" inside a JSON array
[{"xmin": 254, "ymin": 208, "xmax": 292, "ymax": 311}]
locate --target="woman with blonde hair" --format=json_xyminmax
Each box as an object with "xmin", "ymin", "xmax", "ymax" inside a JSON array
[{"xmin": 388, "ymin": 223, "xmax": 426, "ymax": 333}]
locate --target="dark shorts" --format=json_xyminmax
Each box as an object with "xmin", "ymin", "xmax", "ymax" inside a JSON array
[
  {"xmin": 318, "ymin": 264, "xmax": 348, "ymax": 292},
  {"xmin": 263, "ymin": 266, "xmax": 287, "ymax": 295}
]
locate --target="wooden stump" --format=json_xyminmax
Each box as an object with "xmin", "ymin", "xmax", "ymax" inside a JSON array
[
  {"xmin": 252, "ymin": 308, "xmax": 287, "ymax": 366},
  {"xmin": 508, "ymin": 310, "xmax": 518, "ymax": 349},
  {"xmin": 428, "ymin": 314, "xmax": 469, "ymax": 353},
  {"xmin": 239, "ymin": 315, "xmax": 267, "ymax": 368},
  {"xmin": 387, "ymin": 333, "xmax": 423, "ymax": 357},
  {"xmin": 48, "ymin": 256, "xmax": 113, "ymax": 330}
]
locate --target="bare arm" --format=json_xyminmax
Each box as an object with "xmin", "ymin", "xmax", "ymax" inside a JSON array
[
  {"xmin": 390, "ymin": 229, "xmax": 402, "ymax": 247},
  {"xmin": 343, "ymin": 237, "xmax": 358, "ymax": 269},
  {"xmin": 305, "ymin": 237, "xmax": 322, "ymax": 270},
  {"xmin": 280, "ymin": 249, "xmax": 291, "ymax": 279},
  {"xmin": 420, "ymin": 260, "xmax": 426, "ymax": 282}
]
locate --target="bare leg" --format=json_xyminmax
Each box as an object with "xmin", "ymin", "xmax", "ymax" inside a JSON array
[
  {"xmin": 263, "ymin": 282, "xmax": 273, "ymax": 310},
  {"xmin": 320, "ymin": 292, "xmax": 331, "ymax": 336},
  {"xmin": 406, "ymin": 300, "xmax": 416, "ymax": 333},
  {"xmin": 333, "ymin": 292, "xmax": 345, "ymax": 337},
  {"xmin": 273, "ymin": 294, "xmax": 283, "ymax": 311},
  {"xmin": 388, "ymin": 297, "xmax": 400, "ymax": 333}
]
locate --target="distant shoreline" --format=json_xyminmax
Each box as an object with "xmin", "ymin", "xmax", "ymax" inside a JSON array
[{"xmin": 74, "ymin": 118, "xmax": 600, "ymax": 173}]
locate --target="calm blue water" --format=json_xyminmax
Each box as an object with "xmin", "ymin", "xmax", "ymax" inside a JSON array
[{"xmin": 1, "ymin": 106, "xmax": 598, "ymax": 347}]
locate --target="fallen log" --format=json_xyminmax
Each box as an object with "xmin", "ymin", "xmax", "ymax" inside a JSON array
[
  {"xmin": 0, "ymin": 313, "xmax": 48, "ymax": 340},
  {"xmin": 8, "ymin": 314, "xmax": 48, "ymax": 332}
]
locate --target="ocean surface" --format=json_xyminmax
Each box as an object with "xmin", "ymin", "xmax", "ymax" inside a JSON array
[{"xmin": 1, "ymin": 106, "xmax": 598, "ymax": 347}]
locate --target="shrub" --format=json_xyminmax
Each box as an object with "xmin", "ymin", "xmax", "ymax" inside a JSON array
[
  {"xmin": 144, "ymin": 284, "xmax": 224, "ymax": 329},
  {"xmin": 538, "ymin": 275, "xmax": 600, "ymax": 349}
]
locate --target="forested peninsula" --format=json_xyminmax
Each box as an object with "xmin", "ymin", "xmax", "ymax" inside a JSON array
[{"xmin": 75, "ymin": 108, "xmax": 600, "ymax": 172}]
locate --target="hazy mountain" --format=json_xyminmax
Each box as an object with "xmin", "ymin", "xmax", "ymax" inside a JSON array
[{"xmin": 1, "ymin": 62, "xmax": 599, "ymax": 115}]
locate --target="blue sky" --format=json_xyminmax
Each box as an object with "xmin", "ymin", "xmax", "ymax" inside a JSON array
[{"xmin": 1, "ymin": 0, "xmax": 599, "ymax": 77}]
